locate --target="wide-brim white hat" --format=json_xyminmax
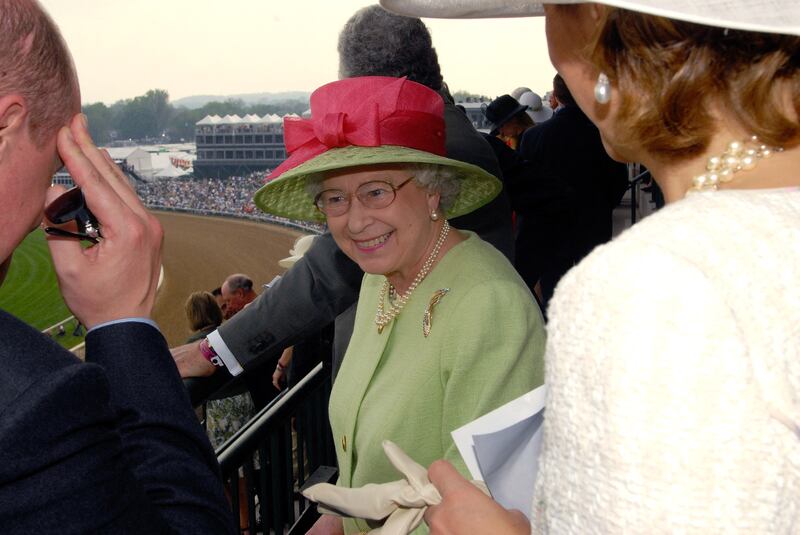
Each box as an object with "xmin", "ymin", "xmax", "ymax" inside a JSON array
[
  {"xmin": 519, "ymin": 91, "xmax": 554, "ymax": 124},
  {"xmin": 380, "ymin": 0, "xmax": 800, "ymax": 36},
  {"xmin": 278, "ymin": 234, "xmax": 317, "ymax": 269}
]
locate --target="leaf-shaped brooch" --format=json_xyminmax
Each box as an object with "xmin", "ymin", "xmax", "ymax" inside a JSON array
[{"xmin": 423, "ymin": 288, "xmax": 450, "ymax": 338}]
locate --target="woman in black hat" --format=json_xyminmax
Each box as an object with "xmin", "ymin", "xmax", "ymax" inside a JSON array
[{"xmin": 483, "ymin": 94, "xmax": 534, "ymax": 149}]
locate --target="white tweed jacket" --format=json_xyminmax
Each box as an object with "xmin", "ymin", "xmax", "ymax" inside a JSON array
[{"xmin": 533, "ymin": 188, "xmax": 800, "ymax": 533}]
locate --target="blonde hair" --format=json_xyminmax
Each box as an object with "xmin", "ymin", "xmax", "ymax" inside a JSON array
[{"xmin": 184, "ymin": 291, "xmax": 222, "ymax": 332}]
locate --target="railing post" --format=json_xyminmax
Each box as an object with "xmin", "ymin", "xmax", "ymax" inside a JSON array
[{"xmin": 216, "ymin": 363, "xmax": 336, "ymax": 533}]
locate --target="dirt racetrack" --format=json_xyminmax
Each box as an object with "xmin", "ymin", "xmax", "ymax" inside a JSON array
[{"xmin": 152, "ymin": 211, "xmax": 302, "ymax": 347}]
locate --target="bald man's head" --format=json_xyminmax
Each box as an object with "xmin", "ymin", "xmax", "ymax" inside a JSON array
[{"xmin": 220, "ymin": 274, "xmax": 257, "ymax": 319}]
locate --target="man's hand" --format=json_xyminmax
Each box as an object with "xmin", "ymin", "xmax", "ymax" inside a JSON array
[
  {"xmin": 171, "ymin": 341, "xmax": 217, "ymax": 378},
  {"xmin": 272, "ymin": 366, "xmax": 285, "ymax": 390},
  {"xmin": 46, "ymin": 114, "xmax": 163, "ymax": 329},
  {"xmin": 424, "ymin": 460, "xmax": 531, "ymax": 535}
]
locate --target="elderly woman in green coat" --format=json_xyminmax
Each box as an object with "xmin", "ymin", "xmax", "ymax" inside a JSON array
[{"xmin": 254, "ymin": 76, "xmax": 545, "ymax": 535}]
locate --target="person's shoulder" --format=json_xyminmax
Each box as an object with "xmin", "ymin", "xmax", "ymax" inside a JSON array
[
  {"xmin": 443, "ymin": 103, "xmax": 501, "ymax": 177},
  {"xmin": 0, "ymin": 310, "xmax": 87, "ymax": 401},
  {"xmin": 440, "ymin": 232, "xmax": 531, "ymax": 294},
  {"xmin": 519, "ymin": 111, "xmax": 577, "ymax": 154},
  {"xmin": 520, "ymin": 120, "xmax": 551, "ymax": 145},
  {"xmin": 621, "ymin": 188, "xmax": 800, "ymax": 256},
  {"xmin": 552, "ymin": 188, "xmax": 800, "ymax": 314},
  {"xmin": 448, "ymin": 231, "xmax": 514, "ymax": 267}
]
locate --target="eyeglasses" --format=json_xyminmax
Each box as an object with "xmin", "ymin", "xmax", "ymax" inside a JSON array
[
  {"xmin": 44, "ymin": 186, "xmax": 102, "ymax": 244},
  {"xmin": 313, "ymin": 176, "xmax": 415, "ymax": 217}
]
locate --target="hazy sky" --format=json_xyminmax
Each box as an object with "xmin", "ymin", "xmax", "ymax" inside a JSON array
[{"xmin": 38, "ymin": 0, "xmax": 555, "ymax": 105}]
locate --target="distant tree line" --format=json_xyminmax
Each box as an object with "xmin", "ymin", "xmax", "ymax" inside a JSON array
[
  {"xmin": 451, "ymin": 90, "xmax": 491, "ymax": 102},
  {"xmin": 81, "ymin": 89, "xmax": 309, "ymax": 145}
]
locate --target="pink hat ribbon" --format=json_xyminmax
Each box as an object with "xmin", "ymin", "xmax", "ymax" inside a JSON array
[{"xmin": 268, "ymin": 77, "xmax": 446, "ymax": 181}]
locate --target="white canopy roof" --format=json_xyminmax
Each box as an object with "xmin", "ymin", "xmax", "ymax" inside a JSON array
[
  {"xmin": 196, "ymin": 114, "xmax": 222, "ymax": 125},
  {"xmin": 152, "ymin": 163, "xmax": 189, "ymax": 179},
  {"xmin": 195, "ymin": 113, "xmax": 292, "ymax": 126}
]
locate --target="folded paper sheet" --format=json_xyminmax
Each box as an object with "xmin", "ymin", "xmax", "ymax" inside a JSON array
[{"xmin": 451, "ymin": 384, "xmax": 547, "ymax": 519}]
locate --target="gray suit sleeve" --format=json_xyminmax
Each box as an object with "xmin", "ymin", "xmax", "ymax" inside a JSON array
[{"xmin": 217, "ymin": 232, "xmax": 363, "ymax": 370}]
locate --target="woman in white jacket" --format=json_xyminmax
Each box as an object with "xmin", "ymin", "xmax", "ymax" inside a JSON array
[{"xmin": 381, "ymin": 1, "xmax": 800, "ymax": 533}]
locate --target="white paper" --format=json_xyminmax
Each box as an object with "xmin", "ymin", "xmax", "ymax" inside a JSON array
[{"xmin": 451, "ymin": 384, "xmax": 547, "ymax": 519}]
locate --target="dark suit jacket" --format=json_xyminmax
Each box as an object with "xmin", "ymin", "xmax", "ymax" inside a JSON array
[
  {"xmin": 213, "ymin": 97, "xmax": 514, "ymax": 377},
  {"xmin": 0, "ymin": 311, "xmax": 235, "ymax": 534},
  {"xmin": 514, "ymin": 105, "xmax": 629, "ymax": 306}
]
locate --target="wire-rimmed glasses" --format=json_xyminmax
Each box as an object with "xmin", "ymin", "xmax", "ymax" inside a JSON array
[{"xmin": 313, "ymin": 176, "xmax": 415, "ymax": 217}]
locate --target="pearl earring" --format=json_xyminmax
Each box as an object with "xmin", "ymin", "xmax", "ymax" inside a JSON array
[
  {"xmin": 430, "ymin": 210, "xmax": 440, "ymax": 221},
  {"xmin": 594, "ymin": 72, "xmax": 611, "ymax": 104}
]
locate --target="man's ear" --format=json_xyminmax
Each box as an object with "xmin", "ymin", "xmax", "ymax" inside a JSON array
[{"xmin": 0, "ymin": 94, "xmax": 28, "ymax": 161}]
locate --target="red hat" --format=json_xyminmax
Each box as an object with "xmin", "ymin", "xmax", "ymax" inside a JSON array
[
  {"xmin": 268, "ymin": 76, "xmax": 446, "ymax": 180},
  {"xmin": 253, "ymin": 76, "xmax": 502, "ymax": 222}
]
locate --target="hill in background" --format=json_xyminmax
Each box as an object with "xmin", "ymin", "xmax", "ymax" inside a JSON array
[
  {"xmin": 173, "ymin": 91, "xmax": 310, "ymax": 110},
  {"xmin": 83, "ymin": 89, "xmax": 311, "ymax": 144}
]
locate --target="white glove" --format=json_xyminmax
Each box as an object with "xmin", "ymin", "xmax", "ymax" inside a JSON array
[{"xmin": 302, "ymin": 440, "xmax": 489, "ymax": 534}]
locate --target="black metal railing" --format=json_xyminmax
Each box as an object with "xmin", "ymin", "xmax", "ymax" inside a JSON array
[
  {"xmin": 216, "ymin": 363, "xmax": 337, "ymax": 534},
  {"xmin": 627, "ymin": 169, "xmax": 653, "ymax": 225}
]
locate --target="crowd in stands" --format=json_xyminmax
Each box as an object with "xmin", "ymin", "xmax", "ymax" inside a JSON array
[
  {"xmin": 4, "ymin": 1, "xmax": 797, "ymax": 534},
  {"xmin": 135, "ymin": 172, "xmax": 325, "ymax": 233},
  {"xmin": 137, "ymin": 174, "xmax": 263, "ymax": 214}
]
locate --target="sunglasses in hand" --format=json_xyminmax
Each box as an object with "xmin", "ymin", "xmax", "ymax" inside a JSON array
[{"xmin": 44, "ymin": 186, "xmax": 102, "ymax": 244}]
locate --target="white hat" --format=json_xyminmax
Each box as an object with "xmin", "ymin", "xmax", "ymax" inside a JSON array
[
  {"xmin": 278, "ymin": 234, "xmax": 317, "ymax": 269},
  {"xmin": 380, "ymin": 0, "xmax": 800, "ymax": 36},
  {"xmin": 519, "ymin": 91, "xmax": 553, "ymax": 123},
  {"xmin": 510, "ymin": 86, "xmax": 533, "ymax": 100}
]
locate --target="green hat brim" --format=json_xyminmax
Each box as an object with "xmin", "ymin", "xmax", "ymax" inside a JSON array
[{"xmin": 253, "ymin": 145, "xmax": 502, "ymax": 223}]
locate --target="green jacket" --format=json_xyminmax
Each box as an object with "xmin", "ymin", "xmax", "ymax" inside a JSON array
[{"xmin": 329, "ymin": 232, "xmax": 546, "ymax": 534}]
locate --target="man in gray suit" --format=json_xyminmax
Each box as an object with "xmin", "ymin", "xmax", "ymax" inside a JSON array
[{"xmin": 173, "ymin": 6, "xmax": 516, "ymax": 383}]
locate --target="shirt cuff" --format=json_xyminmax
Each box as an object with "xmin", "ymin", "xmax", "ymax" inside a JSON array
[
  {"xmin": 88, "ymin": 317, "xmax": 160, "ymax": 334},
  {"xmin": 206, "ymin": 329, "xmax": 244, "ymax": 376}
]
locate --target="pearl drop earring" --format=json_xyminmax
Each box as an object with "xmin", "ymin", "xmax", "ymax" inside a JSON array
[
  {"xmin": 594, "ymin": 72, "xmax": 611, "ymax": 104},
  {"xmin": 430, "ymin": 210, "xmax": 440, "ymax": 221}
]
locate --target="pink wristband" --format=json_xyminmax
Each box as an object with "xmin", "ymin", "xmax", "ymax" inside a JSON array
[{"xmin": 199, "ymin": 338, "xmax": 224, "ymax": 368}]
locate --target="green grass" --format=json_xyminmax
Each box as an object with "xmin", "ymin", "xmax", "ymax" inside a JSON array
[{"xmin": 0, "ymin": 229, "xmax": 85, "ymax": 348}]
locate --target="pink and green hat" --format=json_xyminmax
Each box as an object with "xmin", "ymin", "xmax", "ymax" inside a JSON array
[{"xmin": 253, "ymin": 76, "xmax": 501, "ymax": 223}]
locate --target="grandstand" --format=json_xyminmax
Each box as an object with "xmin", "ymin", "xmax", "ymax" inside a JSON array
[
  {"xmin": 194, "ymin": 113, "xmax": 295, "ymax": 179},
  {"xmin": 135, "ymin": 171, "xmax": 325, "ymax": 234},
  {"xmin": 131, "ymin": 171, "xmax": 323, "ymax": 345}
]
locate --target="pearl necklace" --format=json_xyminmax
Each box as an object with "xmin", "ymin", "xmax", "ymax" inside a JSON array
[
  {"xmin": 690, "ymin": 136, "xmax": 783, "ymax": 192},
  {"xmin": 375, "ymin": 220, "xmax": 450, "ymax": 334}
]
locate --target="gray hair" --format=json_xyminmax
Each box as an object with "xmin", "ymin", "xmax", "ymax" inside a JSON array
[
  {"xmin": 223, "ymin": 273, "xmax": 253, "ymax": 293},
  {"xmin": 412, "ymin": 164, "xmax": 460, "ymax": 212},
  {"xmin": 305, "ymin": 163, "xmax": 461, "ymax": 213},
  {"xmin": 337, "ymin": 5, "xmax": 443, "ymax": 91}
]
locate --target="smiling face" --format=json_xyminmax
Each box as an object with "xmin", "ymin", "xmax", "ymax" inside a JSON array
[{"xmin": 322, "ymin": 164, "xmax": 441, "ymax": 287}]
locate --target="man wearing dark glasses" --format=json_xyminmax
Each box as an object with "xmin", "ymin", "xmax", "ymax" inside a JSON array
[{"xmin": 0, "ymin": 1, "xmax": 234, "ymax": 533}]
